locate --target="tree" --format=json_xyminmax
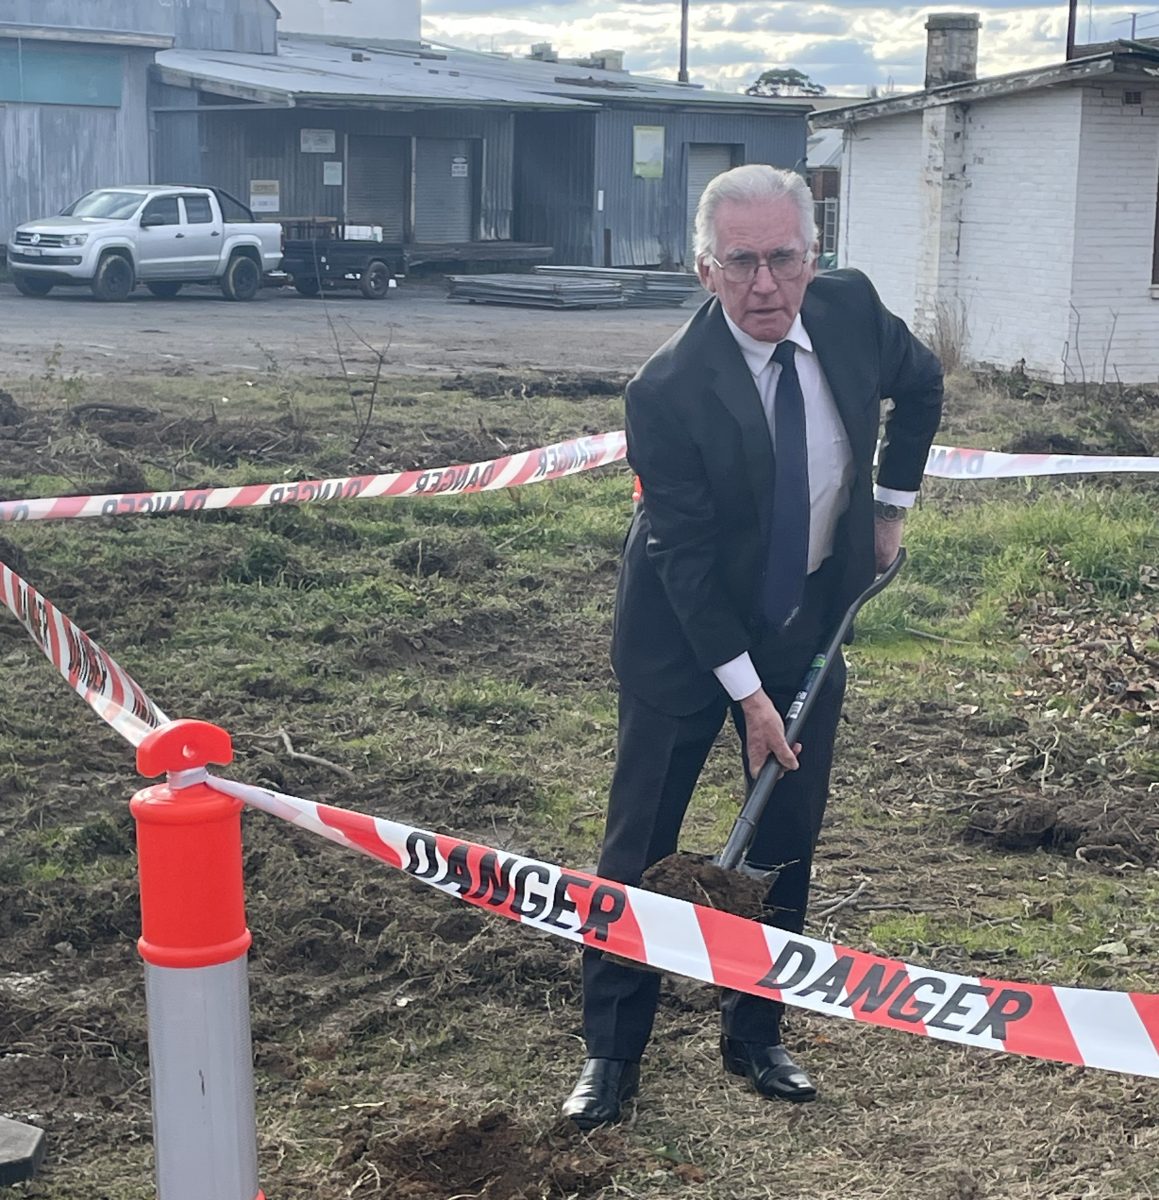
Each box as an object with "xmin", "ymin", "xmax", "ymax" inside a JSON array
[{"xmin": 745, "ymin": 67, "xmax": 827, "ymax": 97}]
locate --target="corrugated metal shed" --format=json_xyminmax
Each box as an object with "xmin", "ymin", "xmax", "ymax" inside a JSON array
[
  {"xmin": 154, "ymin": 35, "xmax": 810, "ymax": 116},
  {"xmin": 591, "ymin": 107, "xmax": 806, "ymax": 268},
  {"xmin": 154, "ymin": 37, "xmax": 597, "ymax": 109},
  {"xmin": 152, "ymin": 104, "xmax": 518, "ymax": 242},
  {"xmin": 150, "ymin": 34, "xmax": 810, "ymax": 268}
]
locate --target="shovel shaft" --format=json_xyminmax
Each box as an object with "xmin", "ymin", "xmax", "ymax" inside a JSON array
[{"xmin": 715, "ymin": 550, "xmax": 907, "ymax": 871}]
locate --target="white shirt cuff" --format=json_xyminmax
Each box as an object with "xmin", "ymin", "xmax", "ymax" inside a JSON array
[
  {"xmin": 713, "ymin": 653, "xmax": 762, "ymax": 701},
  {"xmin": 874, "ymin": 485, "xmax": 917, "ymax": 507}
]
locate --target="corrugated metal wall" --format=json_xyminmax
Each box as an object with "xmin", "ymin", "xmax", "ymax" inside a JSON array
[
  {"xmin": 2, "ymin": 0, "xmax": 172, "ymax": 39},
  {"xmin": 155, "ymin": 106, "xmax": 515, "ymax": 241},
  {"xmin": 172, "ymin": 0, "xmax": 276, "ymax": 53},
  {"xmin": 0, "ymin": 41, "xmax": 151, "ymax": 237},
  {"xmin": 513, "ymin": 112, "xmax": 596, "ymax": 264},
  {"xmin": 593, "ymin": 106, "xmax": 807, "ymax": 268},
  {"xmin": 1, "ymin": 0, "xmax": 276, "ymax": 52}
]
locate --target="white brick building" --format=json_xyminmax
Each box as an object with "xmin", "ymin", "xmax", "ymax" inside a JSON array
[{"xmin": 815, "ymin": 19, "xmax": 1159, "ymax": 384}]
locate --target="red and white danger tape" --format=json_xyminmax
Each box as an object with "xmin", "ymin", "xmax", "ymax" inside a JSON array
[
  {"xmin": 2, "ymin": 436, "xmax": 1157, "ymax": 524},
  {"xmin": 3, "ymin": 557, "xmax": 1159, "ymax": 1079},
  {"xmin": 0, "ymin": 561, "xmax": 167, "ymax": 745},
  {"xmin": 0, "ymin": 431, "xmax": 627, "ymax": 523},
  {"xmin": 922, "ymin": 446, "xmax": 1159, "ymax": 480},
  {"xmin": 213, "ymin": 775, "xmax": 1159, "ymax": 1079}
]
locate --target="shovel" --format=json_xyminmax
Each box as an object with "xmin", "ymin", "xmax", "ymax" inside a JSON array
[
  {"xmin": 603, "ymin": 552, "xmax": 909, "ymax": 963},
  {"xmin": 716, "ymin": 548, "xmax": 907, "ymax": 873}
]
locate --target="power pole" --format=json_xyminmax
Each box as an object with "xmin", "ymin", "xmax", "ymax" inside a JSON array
[
  {"xmin": 678, "ymin": 0, "xmax": 689, "ymax": 82},
  {"xmin": 1066, "ymin": 0, "xmax": 1077, "ymax": 58}
]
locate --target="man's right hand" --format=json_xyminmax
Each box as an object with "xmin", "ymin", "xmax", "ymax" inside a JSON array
[{"xmin": 739, "ymin": 688, "xmax": 800, "ymax": 775}]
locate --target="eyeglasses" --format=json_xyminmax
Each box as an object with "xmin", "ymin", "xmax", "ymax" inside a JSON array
[{"xmin": 709, "ymin": 251, "xmax": 812, "ymax": 284}]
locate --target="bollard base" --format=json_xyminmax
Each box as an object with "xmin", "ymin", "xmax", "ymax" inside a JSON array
[{"xmin": 0, "ymin": 1116, "xmax": 46, "ymax": 1184}]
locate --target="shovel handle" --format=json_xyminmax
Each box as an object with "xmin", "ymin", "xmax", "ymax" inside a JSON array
[{"xmin": 715, "ymin": 550, "xmax": 907, "ymax": 871}]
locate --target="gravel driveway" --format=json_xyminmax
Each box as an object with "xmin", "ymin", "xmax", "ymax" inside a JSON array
[{"xmin": 0, "ymin": 278, "xmax": 696, "ymax": 380}]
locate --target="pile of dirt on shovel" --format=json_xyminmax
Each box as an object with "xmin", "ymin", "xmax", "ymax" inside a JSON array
[
  {"xmin": 640, "ymin": 852, "xmax": 768, "ymax": 919},
  {"xmin": 343, "ymin": 1108, "xmax": 637, "ymax": 1199}
]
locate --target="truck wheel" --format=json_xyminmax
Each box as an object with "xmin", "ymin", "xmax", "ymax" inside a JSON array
[
  {"xmin": 293, "ymin": 278, "xmax": 320, "ymax": 298},
  {"xmin": 91, "ymin": 253, "xmax": 135, "ymax": 302},
  {"xmin": 221, "ymin": 254, "xmax": 261, "ymax": 301},
  {"xmin": 146, "ymin": 282, "xmax": 182, "ymax": 298},
  {"xmin": 359, "ymin": 260, "xmax": 392, "ymax": 300},
  {"xmin": 13, "ymin": 274, "xmax": 53, "ymax": 297}
]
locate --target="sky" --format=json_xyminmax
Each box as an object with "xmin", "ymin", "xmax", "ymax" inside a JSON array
[{"xmin": 419, "ymin": 2, "xmax": 1156, "ymax": 96}]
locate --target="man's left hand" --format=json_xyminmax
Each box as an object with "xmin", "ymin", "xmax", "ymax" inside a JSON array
[{"xmin": 874, "ymin": 515, "xmax": 904, "ymax": 573}]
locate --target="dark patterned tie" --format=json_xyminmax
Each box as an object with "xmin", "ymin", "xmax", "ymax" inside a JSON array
[{"xmin": 762, "ymin": 341, "xmax": 810, "ymax": 628}]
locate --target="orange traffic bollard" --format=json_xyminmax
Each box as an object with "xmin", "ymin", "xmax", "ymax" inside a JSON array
[{"xmin": 132, "ymin": 719, "xmax": 264, "ymax": 1200}]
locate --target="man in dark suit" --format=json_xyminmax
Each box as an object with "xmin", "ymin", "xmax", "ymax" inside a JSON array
[{"xmin": 562, "ymin": 164, "xmax": 943, "ymax": 1127}]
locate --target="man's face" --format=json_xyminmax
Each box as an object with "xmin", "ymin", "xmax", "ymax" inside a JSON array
[{"xmin": 696, "ymin": 196, "xmax": 818, "ymax": 343}]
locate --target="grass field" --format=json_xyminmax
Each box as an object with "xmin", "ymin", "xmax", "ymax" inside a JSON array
[{"xmin": 0, "ymin": 364, "xmax": 1157, "ymax": 1199}]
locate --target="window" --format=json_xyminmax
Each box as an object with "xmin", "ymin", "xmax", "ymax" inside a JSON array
[
  {"xmin": 181, "ymin": 195, "xmax": 214, "ymax": 224},
  {"xmin": 142, "ymin": 197, "xmax": 180, "ymax": 226},
  {"xmin": 0, "ymin": 41, "xmax": 123, "ymax": 107},
  {"xmin": 216, "ymin": 190, "xmax": 256, "ymax": 223},
  {"xmin": 62, "ymin": 190, "xmax": 144, "ymax": 219}
]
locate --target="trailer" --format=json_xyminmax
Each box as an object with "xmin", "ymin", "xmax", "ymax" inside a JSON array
[{"xmin": 280, "ymin": 238, "xmax": 404, "ymax": 300}]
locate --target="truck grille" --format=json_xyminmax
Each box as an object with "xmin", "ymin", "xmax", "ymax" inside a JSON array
[
  {"xmin": 15, "ymin": 232, "xmax": 68, "ymax": 247},
  {"xmin": 10, "ymin": 251, "xmax": 82, "ymax": 265}
]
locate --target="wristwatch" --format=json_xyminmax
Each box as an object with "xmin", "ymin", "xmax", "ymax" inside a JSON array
[{"xmin": 874, "ymin": 500, "xmax": 906, "ymax": 521}]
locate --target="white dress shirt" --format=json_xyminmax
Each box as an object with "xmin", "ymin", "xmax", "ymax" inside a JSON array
[{"xmin": 712, "ymin": 311, "xmax": 915, "ymax": 701}]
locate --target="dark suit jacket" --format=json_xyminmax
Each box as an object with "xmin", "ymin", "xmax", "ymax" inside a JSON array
[{"xmin": 611, "ymin": 268, "xmax": 944, "ymax": 716}]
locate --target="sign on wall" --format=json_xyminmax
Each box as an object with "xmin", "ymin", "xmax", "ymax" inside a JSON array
[
  {"xmin": 323, "ymin": 161, "xmax": 344, "ymax": 187},
  {"xmin": 300, "ymin": 128, "xmax": 337, "ymax": 154},
  {"xmin": 451, "ymin": 156, "xmax": 469, "ymax": 178},
  {"xmin": 249, "ymin": 180, "xmax": 281, "ymax": 213},
  {"xmin": 633, "ymin": 126, "xmax": 665, "ymax": 179}
]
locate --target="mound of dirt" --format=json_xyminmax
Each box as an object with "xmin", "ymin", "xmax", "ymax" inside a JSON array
[
  {"xmin": 392, "ymin": 531, "xmax": 498, "ymax": 579},
  {"xmin": 964, "ymin": 788, "xmax": 1159, "ymax": 865},
  {"xmin": 346, "ymin": 1109, "xmax": 633, "ymax": 1199},
  {"xmin": 640, "ymin": 852, "xmax": 768, "ymax": 919}
]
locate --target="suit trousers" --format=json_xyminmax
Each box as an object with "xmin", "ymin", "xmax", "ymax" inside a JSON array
[{"xmin": 581, "ymin": 639, "xmax": 846, "ymax": 1060}]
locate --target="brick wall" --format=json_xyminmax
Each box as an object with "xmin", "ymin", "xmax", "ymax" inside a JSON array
[
  {"xmin": 837, "ymin": 113, "xmax": 924, "ymax": 323},
  {"xmin": 954, "ymin": 89, "xmax": 1083, "ymax": 378},
  {"xmin": 1068, "ymin": 85, "xmax": 1159, "ymax": 384},
  {"xmin": 834, "ymin": 82, "xmax": 1159, "ymax": 382}
]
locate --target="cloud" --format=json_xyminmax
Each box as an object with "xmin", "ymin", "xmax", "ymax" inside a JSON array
[{"xmin": 423, "ymin": 3, "xmax": 1099, "ymax": 94}]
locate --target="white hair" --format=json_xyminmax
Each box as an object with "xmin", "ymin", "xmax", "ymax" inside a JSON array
[{"xmin": 693, "ymin": 164, "xmax": 817, "ymax": 262}]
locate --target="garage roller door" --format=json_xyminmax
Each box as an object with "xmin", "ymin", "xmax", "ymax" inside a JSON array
[
  {"xmin": 347, "ymin": 135, "xmax": 407, "ymax": 239},
  {"xmin": 686, "ymin": 144, "xmax": 735, "ymax": 267},
  {"xmin": 413, "ymin": 138, "xmax": 474, "ymax": 242}
]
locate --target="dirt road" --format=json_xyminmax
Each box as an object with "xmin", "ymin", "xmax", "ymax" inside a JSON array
[{"xmin": 0, "ymin": 278, "xmax": 694, "ymax": 379}]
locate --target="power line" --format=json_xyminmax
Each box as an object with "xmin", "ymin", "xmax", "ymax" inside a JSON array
[{"xmin": 1112, "ymin": 9, "xmax": 1159, "ymax": 37}]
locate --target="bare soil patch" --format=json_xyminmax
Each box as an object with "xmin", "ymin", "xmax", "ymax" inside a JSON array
[
  {"xmin": 0, "ymin": 371, "xmax": 1157, "ymax": 1199},
  {"xmin": 342, "ymin": 1110, "xmax": 635, "ymax": 1199}
]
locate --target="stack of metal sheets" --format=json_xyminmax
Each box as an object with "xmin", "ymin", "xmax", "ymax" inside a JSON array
[
  {"xmin": 533, "ymin": 266, "xmax": 701, "ymax": 308},
  {"xmin": 446, "ymin": 273, "xmax": 624, "ymax": 309}
]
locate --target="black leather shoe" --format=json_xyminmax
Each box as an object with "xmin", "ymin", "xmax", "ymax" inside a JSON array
[
  {"xmin": 721, "ymin": 1036, "xmax": 817, "ymax": 1103},
  {"xmin": 561, "ymin": 1058, "xmax": 640, "ymax": 1129}
]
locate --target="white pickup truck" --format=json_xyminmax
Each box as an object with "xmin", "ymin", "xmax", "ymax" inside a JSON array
[{"xmin": 6, "ymin": 185, "xmax": 282, "ymax": 301}]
